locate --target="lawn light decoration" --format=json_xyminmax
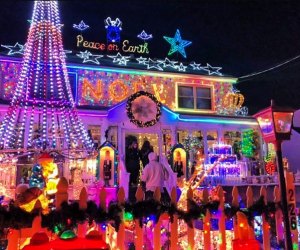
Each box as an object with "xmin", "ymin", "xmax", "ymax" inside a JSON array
[
  {"xmin": 98, "ymin": 141, "xmax": 118, "ymax": 186},
  {"xmin": 38, "ymin": 153, "xmax": 59, "ymax": 196},
  {"xmin": 126, "ymin": 91, "xmax": 161, "ymax": 128},
  {"xmin": 73, "ymin": 20, "xmax": 90, "ymax": 32},
  {"xmin": 137, "ymin": 30, "xmax": 153, "ymax": 41},
  {"xmin": 1, "ymin": 43, "xmax": 25, "ymax": 56},
  {"xmin": 104, "ymin": 17, "xmax": 122, "ymax": 43},
  {"xmin": 0, "ymin": 1, "xmax": 94, "ymax": 154},
  {"xmin": 163, "ymin": 29, "xmax": 192, "ymax": 58}
]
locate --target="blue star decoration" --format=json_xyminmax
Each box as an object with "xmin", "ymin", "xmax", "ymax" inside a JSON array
[
  {"xmin": 201, "ymin": 63, "xmax": 222, "ymax": 76},
  {"xmin": 76, "ymin": 50, "xmax": 103, "ymax": 65},
  {"xmin": 1, "ymin": 43, "xmax": 24, "ymax": 55},
  {"xmin": 163, "ymin": 29, "xmax": 192, "ymax": 58},
  {"xmin": 108, "ymin": 53, "xmax": 131, "ymax": 66}
]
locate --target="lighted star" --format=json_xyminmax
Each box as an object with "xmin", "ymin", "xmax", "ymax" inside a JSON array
[
  {"xmin": 201, "ymin": 63, "xmax": 222, "ymax": 76},
  {"xmin": 189, "ymin": 62, "xmax": 201, "ymax": 70},
  {"xmin": 157, "ymin": 58, "xmax": 178, "ymax": 69},
  {"xmin": 1, "ymin": 43, "xmax": 24, "ymax": 55},
  {"xmin": 76, "ymin": 50, "xmax": 103, "ymax": 65},
  {"xmin": 176, "ymin": 63, "xmax": 187, "ymax": 72},
  {"xmin": 73, "ymin": 20, "xmax": 90, "ymax": 31},
  {"xmin": 108, "ymin": 53, "xmax": 130, "ymax": 66},
  {"xmin": 163, "ymin": 29, "xmax": 192, "ymax": 58},
  {"xmin": 146, "ymin": 58, "xmax": 163, "ymax": 71},
  {"xmin": 136, "ymin": 56, "xmax": 148, "ymax": 65}
]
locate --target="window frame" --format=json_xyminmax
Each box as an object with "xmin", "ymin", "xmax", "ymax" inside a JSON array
[{"xmin": 176, "ymin": 83, "xmax": 215, "ymax": 112}]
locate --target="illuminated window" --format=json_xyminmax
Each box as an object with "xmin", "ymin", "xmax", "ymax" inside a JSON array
[{"xmin": 178, "ymin": 85, "xmax": 212, "ymax": 110}]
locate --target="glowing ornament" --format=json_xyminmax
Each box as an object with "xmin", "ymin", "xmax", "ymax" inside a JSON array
[
  {"xmin": 124, "ymin": 211, "xmax": 133, "ymax": 221},
  {"xmin": 163, "ymin": 29, "xmax": 192, "ymax": 58},
  {"xmin": 60, "ymin": 230, "xmax": 77, "ymax": 240},
  {"xmin": 73, "ymin": 20, "xmax": 90, "ymax": 31}
]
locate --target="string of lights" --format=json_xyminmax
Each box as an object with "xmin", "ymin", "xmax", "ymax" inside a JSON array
[{"xmin": 238, "ymin": 54, "xmax": 300, "ymax": 82}]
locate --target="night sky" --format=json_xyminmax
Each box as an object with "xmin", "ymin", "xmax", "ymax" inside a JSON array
[{"xmin": 0, "ymin": 0, "xmax": 300, "ymax": 114}]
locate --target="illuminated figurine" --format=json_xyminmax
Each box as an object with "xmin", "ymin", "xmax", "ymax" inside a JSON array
[
  {"xmin": 173, "ymin": 151, "xmax": 184, "ymax": 178},
  {"xmin": 103, "ymin": 150, "xmax": 112, "ymax": 186}
]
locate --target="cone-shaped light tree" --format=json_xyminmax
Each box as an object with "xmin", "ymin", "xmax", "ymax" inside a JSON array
[{"xmin": 0, "ymin": 1, "xmax": 94, "ymax": 155}]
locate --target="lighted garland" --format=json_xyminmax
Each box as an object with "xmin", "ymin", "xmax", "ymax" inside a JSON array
[
  {"xmin": 126, "ymin": 91, "xmax": 161, "ymax": 128},
  {"xmin": 0, "ymin": 196, "xmax": 280, "ymax": 235}
]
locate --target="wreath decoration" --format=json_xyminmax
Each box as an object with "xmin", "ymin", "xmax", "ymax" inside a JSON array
[{"xmin": 126, "ymin": 91, "xmax": 161, "ymax": 128}]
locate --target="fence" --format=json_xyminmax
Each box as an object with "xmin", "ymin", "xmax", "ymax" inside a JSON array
[{"xmin": 6, "ymin": 176, "xmax": 298, "ymax": 250}]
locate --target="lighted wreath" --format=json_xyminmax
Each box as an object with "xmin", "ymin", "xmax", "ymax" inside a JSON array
[{"xmin": 126, "ymin": 91, "xmax": 161, "ymax": 128}]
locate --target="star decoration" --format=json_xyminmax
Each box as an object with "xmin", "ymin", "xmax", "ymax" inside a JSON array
[
  {"xmin": 189, "ymin": 62, "xmax": 201, "ymax": 70},
  {"xmin": 146, "ymin": 58, "xmax": 163, "ymax": 71},
  {"xmin": 1, "ymin": 43, "xmax": 24, "ymax": 55},
  {"xmin": 73, "ymin": 20, "xmax": 90, "ymax": 31},
  {"xmin": 157, "ymin": 58, "xmax": 178, "ymax": 68},
  {"xmin": 163, "ymin": 29, "xmax": 192, "ymax": 58},
  {"xmin": 76, "ymin": 50, "xmax": 103, "ymax": 65},
  {"xmin": 137, "ymin": 30, "xmax": 153, "ymax": 41},
  {"xmin": 201, "ymin": 63, "xmax": 222, "ymax": 76},
  {"xmin": 176, "ymin": 63, "xmax": 187, "ymax": 72},
  {"xmin": 107, "ymin": 53, "xmax": 131, "ymax": 66},
  {"xmin": 136, "ymin": 56, "xmax": 148, "ymax": 65}
]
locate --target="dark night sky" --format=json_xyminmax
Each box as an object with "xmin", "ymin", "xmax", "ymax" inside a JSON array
[{"xmin": 1, "ymin": 0, "xmax": 300, "ymax": 114}]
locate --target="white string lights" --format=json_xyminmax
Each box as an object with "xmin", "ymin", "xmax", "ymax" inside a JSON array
[{"xmin": 0, "ymin": 1, "xmax": 94, "ymax": 155}]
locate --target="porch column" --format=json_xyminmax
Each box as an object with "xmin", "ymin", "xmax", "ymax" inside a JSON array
[
  {"xmin": 202, "ymin": 130, "xmax": 208, "ymax": 163},
  {"xmin": 171, "ymin": 126, "xmax": 177, "ymax": 145}
]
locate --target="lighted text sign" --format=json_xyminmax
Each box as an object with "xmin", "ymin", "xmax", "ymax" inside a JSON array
[{"xmin": 76, "ymin": 35, "xmax": 149, "ymax": 54}]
